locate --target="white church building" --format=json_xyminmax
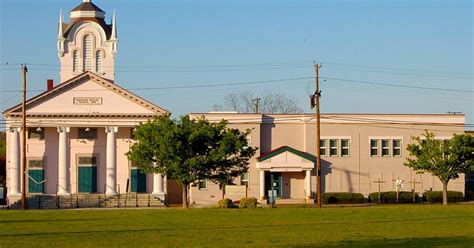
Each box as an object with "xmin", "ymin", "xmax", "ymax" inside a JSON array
[{"xmin": 3, "ymin": 0, "xmax": 170, "ymax": 208}]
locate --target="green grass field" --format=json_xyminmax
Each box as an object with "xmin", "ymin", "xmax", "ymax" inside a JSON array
[{"xmin": 1, "ymin": 205, "xmax": 474, "ymax": 247}]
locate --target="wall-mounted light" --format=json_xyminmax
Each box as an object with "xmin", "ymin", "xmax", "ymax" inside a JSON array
[
  {"xmin": 36, "ymin": 127, "xmax": 42, "ymax": 132},
  {"xmin": 85, "ymin": 127, "xmax": 91, "ymax": 132}
]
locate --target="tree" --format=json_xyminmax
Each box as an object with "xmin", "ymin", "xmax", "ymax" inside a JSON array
[
  {"xmin": 405, "ymin": 131, "xmax": 474, "ymax": 205},
  {"xmin": 127, "ymin": 115, "xmax": 257, "ymax": 208},
  {"xmin": 213, "ymin": 91, "xmax": 303, "ymax": 114}
]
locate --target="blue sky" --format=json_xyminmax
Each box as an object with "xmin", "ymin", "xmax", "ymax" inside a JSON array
[{"xmin": 1, "ymin": 0, "xmax": 472, "ymax": 129}]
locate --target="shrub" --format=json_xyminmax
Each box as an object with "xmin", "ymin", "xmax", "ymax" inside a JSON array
[
  {"xmin": 423, "ymin": 191, "xmax": 464, "ymax": 203},
  {"xmin": 239, "ymin": 197, "xmax": 257, "ymax": 208},
  {"xmin": 465, "ymin": 182, "xmax": 474, "ymax": 192},
  {"xmin": 465, "ymin": 191, "xmax": 474, "ymax": 201},
  {"xmin": 323, "ymin": 192, "xmax": 365, "ymax": 204},
  {"xmin": 369, "ymin": 191, "xmax": 418, "ymax": 203},
  {"xmin": 217, "ymin": 198, "xmax": 234, "ymax": 208}
]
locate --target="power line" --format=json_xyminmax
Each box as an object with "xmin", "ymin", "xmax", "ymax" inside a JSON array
[
  {"xmin": 1, "ymin": 115, "xmax": 472, "ymax": 127},
  {"xmin": 323, "ymin": 65, "xmax": 473, "ymax": 79},
  {"xmin": 1, "ymin": 61, "xmax": 312, "ymax": 70},
  {"xmin": 0, "ymin": 76, "xmax": 314, "ymax": 93},
  {"xmin": 320, "ymin": 60, "xmax": 473, "ymax": 77},
  {"xmin": 4, "ymin": 61, "xmax": 472, "ymax": 78},
  {"xmin": 321, "ymin": 76, "xmax": 474, "ymax": 93},
  {"xmin": 0, "ymin": 75, "xmax": 472, "ymax": 94}
]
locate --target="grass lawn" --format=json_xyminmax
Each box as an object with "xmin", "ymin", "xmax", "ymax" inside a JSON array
[{"xmin": 1, "ymin": 205, "xmax": 474, "ymax": 247}]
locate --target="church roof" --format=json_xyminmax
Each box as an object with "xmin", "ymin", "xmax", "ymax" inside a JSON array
[
  {"xmin": 71, "ymin": 1, "xmax": 105, "ymax": 13},
  {"xmin": 3, "ymin": 71, "xmax": 169, "ymax": 117},
  {"xmin": 61, "ymin": 1, "xmax": 112, "ymax": 40},
  {"xmin": 62, "ymin": 19, "xmax": 112, "ymax": 40}
]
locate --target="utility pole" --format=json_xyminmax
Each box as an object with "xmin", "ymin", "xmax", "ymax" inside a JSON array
[
  {"xmin": 310, "ymin": 62, "xmax": 322, "ymax": 208},
  {"xmin": 21, "ymin": 64, "xmax": 28, "ymax": 210},
  {"xmin": 253, "ymin": 98, "xmax": 261, "ymax": 114}
]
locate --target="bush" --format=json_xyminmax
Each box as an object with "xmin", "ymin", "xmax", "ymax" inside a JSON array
[
  {"xmin": 217, "ymin": 198, "xmax": 235, "ymax": 208},
  {"xmin": 465, "ymin": 191, "xmax": 474, "ymax": 201},
  {"xmin": 465, "ymin": 182, "xmax": 474, "ymax": 192},
  {"xmin": 369, "ymin": 191, "xmax": 418, "ymax": 204},
  {"xmin": 239, "ymin": 197, "xmax": 257, "ymax": 208},
  {"xmin": 323, "ymin": 192, "xmax": 365, "ymax": 204},
  {"xmin": 423, "ymin": 191, "xmax": 464, "ymax": 203}
]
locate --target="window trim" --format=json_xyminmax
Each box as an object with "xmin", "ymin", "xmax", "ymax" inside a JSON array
[
  {"xmin": 240, "ymin": 172, "xmax": 249, "ymax": 186},
  {"xmin": 27, "ymin": 157, "xmax": 46, "ymax": 170},
  {"xmin": 319, "ymin": 139, "xmax": 327, "ymax": 157},
  {"xmin": 76, "ymin": 154, "xmax": 98, "ymax": 168},
  {"xmin": 381, "ymin": 139, "xmax": 391, "ymax": 157},
  {"xmin": 392, "ymin": 139, "xmax": 402, "ymax": 157},
  {"xmin": 341, "ymin": 139, "xmax": 350, "ymax": 157},
  {"xmin": 370, "ymin": 139, "xmax": 379, "ymax": 157},
  {"xmin": 329, "ymin": 139, "xmax": 339, "ymax": 157}
]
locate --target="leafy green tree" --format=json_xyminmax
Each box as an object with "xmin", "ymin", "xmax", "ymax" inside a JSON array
[
  {"xmin": 127, "ymin": 115, "xmax": 257, "ymax": 208},
  {"xmin": 405, "ymin": 131, "xmax": 474, "ymax": 205}
]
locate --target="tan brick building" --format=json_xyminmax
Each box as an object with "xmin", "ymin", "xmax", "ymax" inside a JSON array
[{"xmin": 188, "ymin": 113, "xmax": 466, "ymax": 205}]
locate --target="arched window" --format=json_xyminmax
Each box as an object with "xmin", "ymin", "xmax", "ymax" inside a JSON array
[
  {"xmin": 83, "ymin": 35, "xmax": 93, "ymax": 71},
  {"xmin": 96, "ymin": 50, "xmax": 102, "ymax": 72},
  {"xmin": 73, "ymin": 50, "xmax": 80, "ymax": 72}
]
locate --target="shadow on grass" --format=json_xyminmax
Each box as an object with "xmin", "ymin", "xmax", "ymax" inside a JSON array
[
  {"xmin": 0, "ymin": 218, "xmax": 121, "ymax": 224},
  {"xmin": 295, "ymin": 236, "xmax": 474, "ymax": 247},
  {"xmin": 0, "ymin": 215, "xmax": 469, "ymax": 238}
]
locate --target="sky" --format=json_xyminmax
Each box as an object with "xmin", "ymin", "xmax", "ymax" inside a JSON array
[{"xmin": 0, "ymin": 0, "xmax": 473, "ymax": 130}]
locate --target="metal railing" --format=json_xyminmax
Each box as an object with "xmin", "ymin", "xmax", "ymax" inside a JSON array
[{"xmin": 55, "ymin": 183, "xmax": 71, "ymax": 208}]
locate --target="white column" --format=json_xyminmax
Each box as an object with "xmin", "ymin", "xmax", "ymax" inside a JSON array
[
  {"xmin": 152, "ymin": 173, "xmax": 164, "ymax": 194},
  {"xmin": 259, "ymin": 170, "xmax": 265, "ymax": 200},
  {"xmin": 105, "ymin": 127, "xmax": 118, "ymax": 195},
  {"xmin": 305, "ymin": 170, "xmax": 312, "ymax": 199},
  {"xmin": 57, "ymin": 127, "xmax": 70, "ymax": 195},
  {"xmin": 7, "ymin": 128, "xmax": 20, "ymax": 196}
]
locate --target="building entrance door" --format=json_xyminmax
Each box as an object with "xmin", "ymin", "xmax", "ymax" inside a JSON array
[
  {"xmin": 265, "ymin": 172, "xmax": 282, "ymax": 198},
  {"xmin": 77, "ymin": 155, "xmax": 97, "ymax": 193},
  {"xmin": 28, "ymin": 169, "xmax": 44, "ymax": 193},
  {"xmin": 78, "ymin": 166, "xmax": 97, "ymax": 193},
  {"xmin": 130, "ymin": 168, "xmax": 147, "ymax": 193}
]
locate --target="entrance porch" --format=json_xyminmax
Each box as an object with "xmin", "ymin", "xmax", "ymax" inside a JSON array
[{"xmin": 256, "ymin": 146, "xmax": 315, "ymax": 203}]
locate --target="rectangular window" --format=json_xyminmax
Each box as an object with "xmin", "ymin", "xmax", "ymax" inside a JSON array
[
  {"xmin": 320, "ymin": 139, "xmax": 327, "ymax": 157},
  {"xmin": 240, "ymin": 172, "xmax": 249, "ymax": 187},
  {"xmin": 393, "ymin": 139, "xmax": 402, "ymax": 156},
  {"xmin": 78, "ymin": 156, "xmax": 97, "ymax": 166},
  {"xmin": 28, "ymin": 128, "xmax": 44, "ymax": 140},
  {"xmin": 329, "ymin": 139, "xmax": 338, "ymax": 157},
  {"xmin": 341, "ymin": 139, "xmax": 350, "ymax": 157},
  {"xmin": 28, "ymin": 159, "xmax": 44, "ymax": 168},
  {"xmin": 382, "ymin": 139, "xmax": 390, "ymax": 156},
  {"xmin": 78, "ymin": 128, "xmax": 97, "ymax": 139},
  {"xmin": 370, "ymin": 139, "xmax": 378, "ymax": 157},
  {"xmin": 198, "ymin": 180, "xmax": 207, "ymax": 190}
]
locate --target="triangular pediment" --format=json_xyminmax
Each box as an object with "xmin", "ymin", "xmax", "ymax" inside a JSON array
[
  {"xmin": 3, "ymin": 71, "xmax": 169, "ymax": 117},
  {"xmin": 256, "ymin": 146, "xmax": 315, "ymax": 171},
  {"xmin": 257, "ymin": 146, "xmax": 316, "ymax": 163}
]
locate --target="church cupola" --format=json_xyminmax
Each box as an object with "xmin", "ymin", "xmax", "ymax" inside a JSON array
[
  {"xmin": 58, "ymin": 0, "xmax": 118, "ymax": 83},
  {"xmin": 70, "ymin": 0, "xmax": 105, "ymax": 19}
]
